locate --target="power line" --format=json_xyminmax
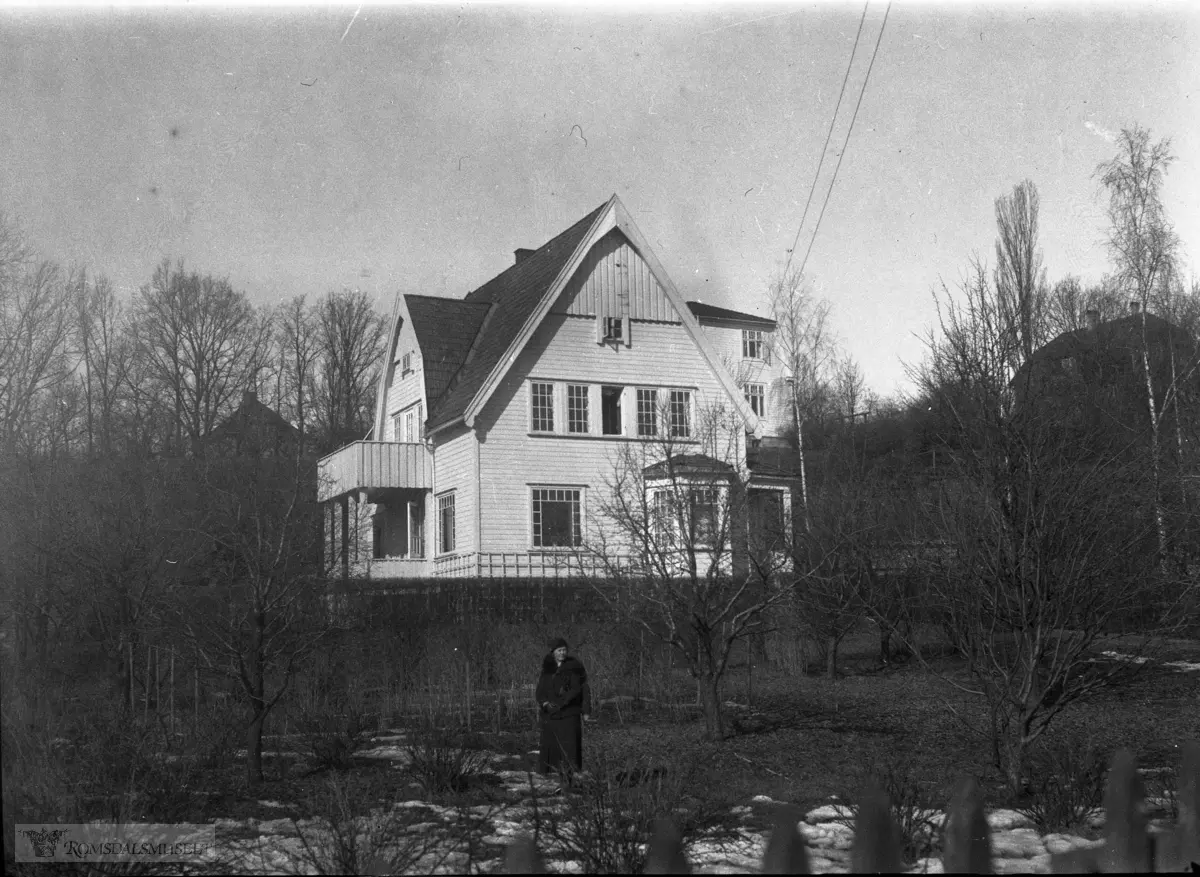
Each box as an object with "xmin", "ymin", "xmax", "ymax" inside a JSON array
[
  {"xmin": 781, "ymin": 2, "xmax": 868, "ymax": 283},
  {"xmin": 794, "ymin": 2, "xmax": 891, "ymax": 283}
]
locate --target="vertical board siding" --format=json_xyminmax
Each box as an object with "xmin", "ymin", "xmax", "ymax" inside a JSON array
[
  {"xmin": 318, "ymin": 441, "xmax": 433, "ymax": 500},
  {"xmin": 553, "ymin": 230, "xmax": 678, "ymax": 323},
  {"xmin": 475, "ymin": 315, "xmax": 744, "ymax": 553}
]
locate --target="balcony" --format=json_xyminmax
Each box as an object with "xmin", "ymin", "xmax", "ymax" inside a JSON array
[{"xmin": 318, "ymin": 441, "xmax": 433, "ymax": 501}]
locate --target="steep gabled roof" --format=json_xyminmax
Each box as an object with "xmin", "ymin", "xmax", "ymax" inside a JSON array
[
  {"xmin": 424, "ymin": 201, "xmax": 609, "ymax": 431},
  {"xmin": 405, "ymin": 295, "xmax": 492, "ymax": 408},
  {"xmin": 687, "ymin": 301, "xmax": 776, "ymax": 329},
  {"xmin": 422, "ymin": 195, "xmax": 761, "ymax": 437}
]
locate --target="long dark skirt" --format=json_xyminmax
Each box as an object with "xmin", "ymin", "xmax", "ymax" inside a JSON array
[{"xmin": 538, "ymin": 714, "xmax": 582, "ymax": 775}]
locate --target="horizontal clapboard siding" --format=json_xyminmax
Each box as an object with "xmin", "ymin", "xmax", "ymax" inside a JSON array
[
  {"xmin": 433, "ymin": 426, "xmax": 477, "ymax": 556},
  {"xmin": 699, "ymin": 322, "xmax": 791, "ymax": 439},
  {"xmin": 553, "ymin": 229, "xmax": 677, "ymax": 323},
  {"xmin": 475, "ymin": 315, "xmax": 742, "ymax": 553},
  {"xmin": 383, "ymin": 307, "xmax": 426, "ymax": 441}
]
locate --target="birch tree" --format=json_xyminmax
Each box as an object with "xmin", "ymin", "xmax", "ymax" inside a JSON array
[
  {"xmin": 768, "ymin": 270, "xmax": 835, "ymax": 531},
  {"xmin": 1097, "ymin": 126, "xmax": 1184, "ymax": 564}
]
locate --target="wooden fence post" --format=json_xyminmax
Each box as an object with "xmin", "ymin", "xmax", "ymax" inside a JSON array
[
  {"xmin": 170, "ymin": 650, "xmax": 175, "ymax": 738},
  {"xmin": 143, "ymin": 644, "xmax": 151, "ymax": 719}
]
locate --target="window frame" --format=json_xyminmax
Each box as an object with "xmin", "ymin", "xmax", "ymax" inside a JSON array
[
  {"xmin": 436, "ymin": 491, "xmax": 456, "ymax": 555},
  {"xmin": 567, "ymin": 384, "xmax": 590, "ymax": 434},
  {"xmin": 530, "ymin": 381, "xmax": 555, "ymax": 433},
  {"xmin": 742, "ymin": 329, "xmax": 770, "ymax": 363},
  {"xmin": 401, "ymin": 352, "xmax": 413, "ymax": 375},
  {"xmin": 743, "ymin": 382, "xmax": 766, "ymax": 418},
  {"xmin": 531, "ymin": 486, "xmax": 583, "ymax": 549},
  {"xmin": 636, "ymin": 388, "xmax": 659, "ymax": 437},
  {"xmin": 668, "ymin": 389, "xmax": 692, "ymax": 438}
]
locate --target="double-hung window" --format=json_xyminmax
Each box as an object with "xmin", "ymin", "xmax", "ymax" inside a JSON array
[
  {"xmin": 567, "ymin": 384, "xmax": 589, "ymax": 434},
  {"xmin": 531, "ymin": 382, "xmax": 555, "ymax": 432},
  {"xmin": 532, "ymin": 487, "xmax": 582, "ymax": 548},
  {"xmin": 636, "ymin": 388, "xmax": 658, "ymax": 437},
  {"xmin": 743, "ymin": 383, "xmax": 765, "ymax": 417},
  {"xmin": 742, "ymin": 329, "xmax": 769, "ymax": 362},
  {"xmin": 668, "ymin": 390, "xmax": 692, "ymax": 438},
  {"xmin": 437, "ymin": 491, "xmax": 456, "ymax": 554}
]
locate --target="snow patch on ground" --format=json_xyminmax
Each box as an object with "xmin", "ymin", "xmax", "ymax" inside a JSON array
[{"xmin": 198, "ymin": 729, "xmax": 1177, "ymax": 874}]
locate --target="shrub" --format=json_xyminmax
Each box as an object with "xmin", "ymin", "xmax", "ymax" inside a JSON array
[
  {"xmin": 403, "ymin": 725, "xmax": 491, "ymax": 800},
  {"xmin": 291, "ymin": 775, "xmax": 458, "ymax": 876},
  {"xmin": 296, "ymin": 707, "xmax": 374, "ymax": 773},
  {"xmin": 1014, "ymin": 732, "xmax": 1108, "ymax": 832},
  {"xmin": 529, "ymin": 746, "xmax": 732, "ymax": 874},
  {"xmin": 837, "ymin": 755, "xmax": 942, "ymax": 864}
]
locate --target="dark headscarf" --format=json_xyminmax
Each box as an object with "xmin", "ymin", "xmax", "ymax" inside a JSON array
[{"xmin": 548, "ymin": 637, "xmax": 568, "ymax": 651}]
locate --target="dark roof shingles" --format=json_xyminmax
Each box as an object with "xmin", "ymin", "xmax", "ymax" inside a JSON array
[
  {"xmin": 424, "ymin": 200, "xmax": 609, "ymax": 431},
  {"xmin": 405, "ymin": 295, "xmax": 491, "ymax": 408}
]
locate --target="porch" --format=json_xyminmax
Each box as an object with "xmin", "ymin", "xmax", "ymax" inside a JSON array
[{"xmin": 319, "ymin": 441, "xmax": 433, "ymax": 579}]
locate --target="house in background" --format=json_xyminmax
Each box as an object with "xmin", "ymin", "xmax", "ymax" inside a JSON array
[
  {"xmin": 318, "ymin": 195, "xmax": 797, "ymax": 579},
  {"xmin": 204, "ymin": 390, "xmax": 301, "ymax": 458}
]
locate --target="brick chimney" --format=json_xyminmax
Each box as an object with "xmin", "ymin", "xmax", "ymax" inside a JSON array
[
  {"xmin": 1085, "ymin": 308, "xmax": 1100, "ymax": 330},
  {"xmin": 514, "ymin": 248, "xmax": 536, "ymax": 264}
]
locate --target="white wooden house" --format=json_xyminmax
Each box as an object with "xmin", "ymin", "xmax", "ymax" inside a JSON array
[{"xmin": 319, "ymin": 195, "xmax": 798, "ymax": 578}]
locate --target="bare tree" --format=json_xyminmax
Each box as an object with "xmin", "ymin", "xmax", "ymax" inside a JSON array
[
  {"xmin": 314, "ymin": 289, "xmax": 385, "ymax": 451},
  {"xmin": 769, "ymin": 270, "xmax": 835, "ymax": 531},
  {"xmin": 913, "ymin": 247, "xmax": 1188, "ymax": 795},
  {"xmin": 586, "ymin": 401, "xmax": 793, "ymax": 740},
  {"xmin": 994, "ymin": 180, "xmax": 1048, "ymax": 364},
  {"xmin": 76, "ymin": 272, "xmax": 135, "ymax": 457},
  {"xmin": 277, "ymin": 295, "xmax": 321, "ymax": 452},
  {"xmin": 131, "ymin": 260, "xmax": 270, "ymax": 453},
  {"xmin": 177, "ymin": 452, "xmax": 327, "ymax": 785},
  {"xmin": 0, "ymin": 215, "xmax": 73, "ymax": 456},
  {"xmin": 1098, "ymin": 126, "xmax": 1186, "ymax": 564}
]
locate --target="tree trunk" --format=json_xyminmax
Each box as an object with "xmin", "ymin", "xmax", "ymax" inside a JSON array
[
  {"xmin": 698, "ymin": 671, "xmax": 725, "ymax": 741},
  {"xmin": 826, "ymin": 635, "xmax": 838, "ymax": 679},
  {"xmin": 1004, "ymin": 736, "xmax": 1026, "ymax": 797},
  {"xmin": 246, "ymin": 708, "xmax": 266, "ymax": 786}
]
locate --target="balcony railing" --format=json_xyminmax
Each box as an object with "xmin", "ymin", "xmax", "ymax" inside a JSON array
[{"xmin": 318, "ymin": 441, "xmax": 433, "ymax": 501}]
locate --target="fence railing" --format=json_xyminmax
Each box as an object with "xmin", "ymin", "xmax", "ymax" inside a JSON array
[
  {"xmin": 433, "ymin": 552, "xmax": 633, "ymax": 580},
  {"xmin": 504, "ymin": 743, "xmax": 1200, "ymax": 874}
]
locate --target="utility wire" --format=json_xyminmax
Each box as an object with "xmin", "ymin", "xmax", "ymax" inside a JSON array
[
  {"xmin": 794, "ymin": 2, "xmax": 891, "ymax": 282},
  {"xmin": 780, "ymin": 2, "xmax": 868, "ymax": 283}
]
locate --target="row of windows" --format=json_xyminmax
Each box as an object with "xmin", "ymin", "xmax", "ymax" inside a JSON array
[
  {"xmin": 530, "ymin": 382, "xmax": 694, "ymax": 439},
  {"xmin": 432, "ymin": 485, "xmax": 785, "ymax": 555},
  {"xmin": 435, "ymin": 487, "xmax": 583, "ymax": 553}
]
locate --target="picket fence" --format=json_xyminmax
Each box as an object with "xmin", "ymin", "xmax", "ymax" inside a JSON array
[{"xmin": 504, "ymin": 744, "xmax": 1199, "ymax": 874}]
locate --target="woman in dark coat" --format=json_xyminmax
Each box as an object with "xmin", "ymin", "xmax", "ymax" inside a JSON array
[{"xmin": 536, "ymin": 637, "xmax": 590, "ymax": 776}]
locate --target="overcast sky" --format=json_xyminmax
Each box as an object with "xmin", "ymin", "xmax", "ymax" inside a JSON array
[{"xmin": 3, "ymin": 2, "xmax": 1198, "ymax": 397}]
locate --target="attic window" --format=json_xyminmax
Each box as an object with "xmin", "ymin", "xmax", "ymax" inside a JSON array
[
  {"xmin": 401, "ymin": 353, "xmax": 413, "ymax": 375},
  {"xmin": 603, "ymin": 317, "xmax": 623, "ymax": 341}
]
